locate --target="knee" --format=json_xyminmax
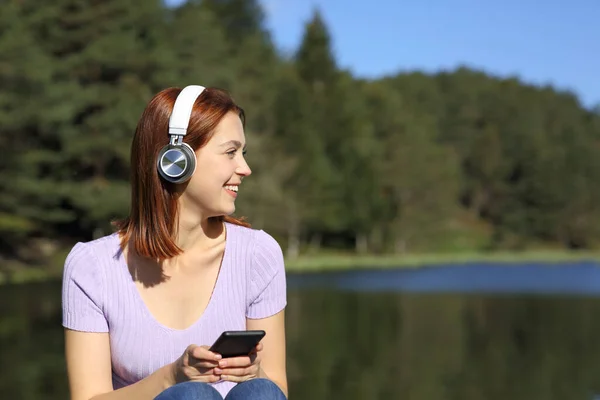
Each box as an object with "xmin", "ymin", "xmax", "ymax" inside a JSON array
[
  {"xmin": 225, "ymin": 378, "xmax": 286, "ymax": 400},
  {"xmin": 154, "ymin": 381, "xmax": 222, "ymax": 400}
]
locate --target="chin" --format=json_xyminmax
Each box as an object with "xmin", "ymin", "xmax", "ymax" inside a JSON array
[
  {"xmin": 206, "ymin": 205, "xmax": 236, "ymax": 220},
  {"xmin": 222, "ymin": 205, "xmax": 236, "ymax": 216}
]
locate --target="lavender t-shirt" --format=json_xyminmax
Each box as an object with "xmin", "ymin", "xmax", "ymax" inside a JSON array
[{"xmin": 62, "ymin": 222, "xmax": 287, "ymax": 397}]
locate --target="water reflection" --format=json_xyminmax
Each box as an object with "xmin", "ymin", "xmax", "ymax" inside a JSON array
[
  {"xmin": 288, "ymin": 262, "xmax": 600, "ymax": 295},
  {"xmin": 0, "ymin": 282, "xmax": 67, "ymax": 399},
  {"xmin": 287, "ymin": 289, "xmax": 600, "ymax": 399},
  {"xmin": 3, "ymin": 266, "xmax": 600, "ymax": 399}
]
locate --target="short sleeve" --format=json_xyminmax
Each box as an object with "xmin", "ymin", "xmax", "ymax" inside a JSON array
[
  {"xmin": 247, "ymin": 230, "xmax": 287, "ymax": 319},
  {"xmin": 62, "ymin": 242, "xmax": 109, "ymax": 332}
]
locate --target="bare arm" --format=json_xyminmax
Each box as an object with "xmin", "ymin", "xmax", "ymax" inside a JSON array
[
  {"xmin": 246, "ymin": 309, "xmax": 288, "ymax": 396},
  {"xmin": 65, "ymin": 329, "xmax": 174, "ymax": 400}
]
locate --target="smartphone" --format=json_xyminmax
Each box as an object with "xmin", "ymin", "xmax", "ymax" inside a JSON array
[{"xmin": 209, "ymin": 330, "xmax": 266, "ymax": 358}]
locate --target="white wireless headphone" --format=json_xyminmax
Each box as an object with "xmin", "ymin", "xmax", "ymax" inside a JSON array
[{"xmin": 157, "ymin": 85, "xmax": 206, "ymax": 183}]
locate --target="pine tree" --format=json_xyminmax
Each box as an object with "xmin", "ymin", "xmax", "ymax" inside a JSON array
[
  {"xmin": 199, "ymin": 0, "xmax": 268, "ymax": 45},
  {"xmin": 165, "ymin": 0, "xmax": 236, "ymax": 88},
  {"xmin": 0, "ymin": 1, "xmax": 54, "ymax": 254},
  {"xmin": 15, "ymin": 0, "xmax": 171, "ymax": 240},
  {"xmin": 295, "ymin": 9, "xmax": 337, "ymax": 90},
  {"xmin": 295, "ymin": 10, "xmax": 382, "ymax": 251},
  {"xmin": 198, "ymin": 0, "xmax": 280, "ymax": 135}
]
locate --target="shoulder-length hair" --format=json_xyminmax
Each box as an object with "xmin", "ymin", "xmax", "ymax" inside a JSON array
[{"xmin": 113, "ymin": 87, "xmax": 250, "ymax": 260}]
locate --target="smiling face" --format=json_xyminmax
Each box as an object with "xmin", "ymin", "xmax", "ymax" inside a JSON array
[{"xmin": 178, "ymin": 111, "xmax": 251, "ymax": 219}]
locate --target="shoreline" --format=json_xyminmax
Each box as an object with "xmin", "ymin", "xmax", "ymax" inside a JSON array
[
  {"xmin": 3, "ymin": 249, "xmax": 600, "ymax": 286},
  {"xmin": 284, "ymin": 250, "xmax": 600, "ymax": 272}
]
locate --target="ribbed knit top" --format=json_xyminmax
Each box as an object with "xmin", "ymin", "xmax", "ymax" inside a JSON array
[{"xmin": 61, "ymin": 222, "xmax": 287, "ymax": 398}]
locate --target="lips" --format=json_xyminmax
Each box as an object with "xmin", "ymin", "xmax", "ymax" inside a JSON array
[{"xmin": 224, "ymin": 184, "xmax": 239, "ymax": 198}]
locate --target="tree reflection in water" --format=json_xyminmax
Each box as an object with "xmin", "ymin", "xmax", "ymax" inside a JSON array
[{"xmin": 2, "ymin": 281, "xmax": 600, "ymax": 399}]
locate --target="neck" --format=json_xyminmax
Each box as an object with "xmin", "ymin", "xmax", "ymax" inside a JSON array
[{"xmin": 175, "ymin": 212, "xmax": 224, "ymax": 252}]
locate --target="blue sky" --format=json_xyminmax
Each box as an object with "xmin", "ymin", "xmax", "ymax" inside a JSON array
[{"xmin": 166, "ymin": 0, "xmax": 599, "ymax": 109}]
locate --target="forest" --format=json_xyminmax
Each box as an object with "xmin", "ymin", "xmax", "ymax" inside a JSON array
[{"xmin": 1, "ymin": 0, "xmax": 599, "ymax": 275}]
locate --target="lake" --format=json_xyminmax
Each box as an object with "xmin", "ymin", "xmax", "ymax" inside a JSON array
[{"xmin": 3, "ymin": 261, "xmax": 600, "ymax": 399}]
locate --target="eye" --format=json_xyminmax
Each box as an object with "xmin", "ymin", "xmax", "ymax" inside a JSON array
[
  {"xmin": 242, "ymin": 149, "xmax": 247, "ymax": 156},
  {"xmin": 226, "ymin": 149, "xmax": 237, "ymax": 157}
]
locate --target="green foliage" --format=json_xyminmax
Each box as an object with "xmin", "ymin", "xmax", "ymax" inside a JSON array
[
  {"xmin": 295, "ymin": 10, "xmax": 338, "ymax": 88},
  {"xmin": 1, "ymin": 1, "xmax": 599, "ymax": 266}
]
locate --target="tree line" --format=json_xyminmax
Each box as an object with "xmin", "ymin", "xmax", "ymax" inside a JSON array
[{"xmin": 1, "ymin": 0, "xmax": 599, "ymax": 269}]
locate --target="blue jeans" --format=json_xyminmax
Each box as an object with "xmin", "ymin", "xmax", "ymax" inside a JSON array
[{"xmin": 154, "ymin": 379, "xmax": 287, "ymax": 400}]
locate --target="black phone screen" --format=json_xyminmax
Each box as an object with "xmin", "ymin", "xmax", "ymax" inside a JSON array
[{"xmin": 209, "ymin": 330, "xmax": 266, "ymax": 358}]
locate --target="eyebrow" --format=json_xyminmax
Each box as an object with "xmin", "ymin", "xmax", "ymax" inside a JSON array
[{"xmin": 220, "ymin": 140, "xmax": 246, "ymax": 150}]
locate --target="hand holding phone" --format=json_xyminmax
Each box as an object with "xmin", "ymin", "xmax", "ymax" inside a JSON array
[
  {"xmin": 170, "ymin": 344, "xmax": 223, "ymax": 385},
  {"xmin": 209, "ymin": 330, "xmax": 266, "ymax": 383}
]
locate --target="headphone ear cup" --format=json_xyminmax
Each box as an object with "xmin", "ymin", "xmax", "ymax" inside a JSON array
[
  {"xmin": 157, "ymin": 142, "xmax": 196, "ymax": 184},
  {"xmin": 179, "ymin": 142, "xmax": 197, "ymax": 179}
]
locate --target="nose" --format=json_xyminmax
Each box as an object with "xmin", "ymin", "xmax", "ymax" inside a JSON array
[{"xmin": 236, "ymin": 156, "xmax": 252, "ymax": 177}]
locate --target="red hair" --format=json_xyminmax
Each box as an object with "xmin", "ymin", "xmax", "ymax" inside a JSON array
[{"xmin": 113, "ymin": 87, "xmax": 250, "ymax": 260}]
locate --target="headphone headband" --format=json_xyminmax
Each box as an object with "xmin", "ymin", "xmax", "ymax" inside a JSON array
[
  {"xmin": 168, "ymin": 85, "xmax": 206, "ymax": 136},
  {"xmin": 158, "ymin": 85, "xmax": 205, "ymax": 183}
]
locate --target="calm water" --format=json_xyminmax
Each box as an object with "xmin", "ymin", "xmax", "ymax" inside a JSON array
[{"xmin": 3, "ymin": 262, "xmax": 600, "ymax": 399}]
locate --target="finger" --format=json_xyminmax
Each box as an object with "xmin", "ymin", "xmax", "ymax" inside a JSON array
[
  {"xmin": 215, "ymin": 366, "xmax": 254, "ymax": 377},
  {"xmin": 249, "ymin": 342, "xmax": 264, "ymax": 354},
  {"xmin": 191, "ymin": 345, "xmax": 222, "ymax": 362},
  {"xmin": 191, "ymin": 373, "xmax": 222, "ymax": 384},
  {"xmin": 217, "ymin": 355, "xmax": 252, "ymax": 368},
  {"xmin": 221, "ymin": 374, "xmax": 255, "ymax": 383},
  {"xmin": 190, "ymin": 360, "xmax": 220, "ymax": 369}
]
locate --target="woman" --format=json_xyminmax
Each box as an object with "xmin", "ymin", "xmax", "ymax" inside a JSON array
[{"xmin": 62, "ymin": 85, "xmax": 288, "ymax": 400}]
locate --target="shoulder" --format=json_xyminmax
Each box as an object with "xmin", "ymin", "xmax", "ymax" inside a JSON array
[
  {"xmin": 62, "ymin": 234, "xmax": 118, "ymax": 332},
  {"xmin": 231, "ymin": 225, "xmax": 287, "ymax": 316},
  {"xmin": 252, "ymin": 228, "xmax": 285, "ymax": 280},
  {"xmin": 63, "ymin": 233, "xmax": 120, "ymax": 280},
  {"xmin": 252, "ymin": 229, "xmax": 284, "ymax": 263},
  {"xmin": 226, "ymin": 223, "xmax": 284, "ymax": 265}
]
